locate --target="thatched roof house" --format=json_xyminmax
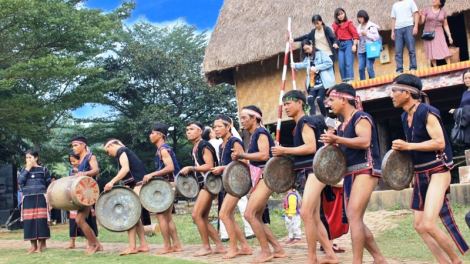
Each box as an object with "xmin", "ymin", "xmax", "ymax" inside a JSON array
[{"xmin": 203, "ymin": 0, "xmax": 470, "ymax": 85}]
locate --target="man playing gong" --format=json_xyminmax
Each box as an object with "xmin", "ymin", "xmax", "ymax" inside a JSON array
[
  {"xmin": 179, "ymin": 121, "xmax": 225, "ymax": 256},
  {"xmin": 390, "ymin": 74, "xmax": 468, "ymax": 262},
  {"xmin": 231, "ymin": 105, "xmax": 285, "ymax": 263},
  {"xmin": 271, "ymin": 91, "xmax": 338, "ymax": 264},
  {"xmin": 103, "ymin": 139, "xmax": 150, "ymax": 255},
  {"xmin": 319, "ymin": 84, "xmax": 387, "ymax": 264},
  {"xmin": 142, "ymin": 123, "xmax": 183, "ymax": 254},
  {"xmin": 71, "ymin": 135, "xmax": 103, "ymax": 255},
  {"xmin": 210, "ymin": 114, "xmax": 252, "ymax": 259}
]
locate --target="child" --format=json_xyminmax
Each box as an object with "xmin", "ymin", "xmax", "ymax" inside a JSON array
[{"xmin": 283, "ymin": 189, "xmax": 302, "ymax": 244}]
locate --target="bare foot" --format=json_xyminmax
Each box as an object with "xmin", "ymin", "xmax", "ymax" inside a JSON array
[
  {"xmin": 172, "ymin": 245, "xmax": 183, "ymax": 252},
  {"xmin": 154, "ymin": 247, "xmax": 173, "ymax": 255},
  {"xmin": 64, "ymin": 244, "xmax": 75, "ymax": 249},
  {"xmin": 223, "ymin": 249, "xmax": 240, "ymax": 259},
  {"xmin": 273, "ymin": 249, "xmax": 286, "ymax": 258},
  {"xmin": 86, "ymin": 245, "xmax": 100, "ymax": 256},
  {"xmin": 26, "ymin": 247, "xmax": 37, "ymax": 255},
  {"xmin": 213, "ymin": 245, "xmax": 226, "ymax": 254},
  {"xmin": 193, "ymin": 247, "xmax": 212, "ymax": 257},
  {"xmin": 319, "ymin": 255, "xmax": 339, "ymax": 264},
  {"xmin": 251, "ymin": 252, "xmax": 274, "ymax": 263},
  {"xmin": 34, "ymin": 248, "xmax": 42, "ymax": 254},
  {"xmin": 238, "ymin": 247, "xmax": 253, "ymax": 256},
  {"xmin": 119, "ymin": 247, "xmax": 138, "ymax": 256},
  {"xmin": 137, "ymin": 245, "xmax": 149, "ymax": 253}
]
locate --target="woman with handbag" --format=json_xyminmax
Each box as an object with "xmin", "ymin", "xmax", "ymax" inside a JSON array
[
  {"xmin": 449, "ymin": 70, "xmax": 470, "ymax": 145},
  {"xmin": 418, "ymin": 0, "xmax": 453, "ymax": 67},
  {"xmin": 356, "ymin": 10, "xmax": 380, "ymax": 80},
  {"xmin": 291, "ymin": 39, "xmax": 335, "ymax": 117}
]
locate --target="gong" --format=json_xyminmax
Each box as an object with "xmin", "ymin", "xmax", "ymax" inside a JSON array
[
  {"xmin": 264, "ymin": 156, "xmax": 296, "ymax": 193},
  {"xmin": 174, "ymin": 173, "xmax": 199, "ymax": 199},
  {"xmin": 313, "ymin": 145, "xmax": 347, "ymax": 185},
  {"xmin": 140, "ymin": 178, "xmax": 175, "ymax": 213},
  {"xmin": 204, "ymin": 172, "xmax": 223, "ymax": 195},
  {"xmin": 381, "ymin": 149, "xmax": 414, "ymax": 191},
  {"xmin": 95, "ymin": 186, "xmax": 142, "ymax": 232},
  {"xmin": 222, "ymin": 161, "xmax": 251, "ymax": 198}
]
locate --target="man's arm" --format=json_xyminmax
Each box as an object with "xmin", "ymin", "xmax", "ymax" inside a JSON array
[{"xmin": 393, "ymin": 113, "xmax": 445, "ymax": 152}]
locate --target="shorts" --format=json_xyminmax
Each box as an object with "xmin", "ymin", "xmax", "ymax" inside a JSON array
[
  {"xmin": 411, "ymin": 166, "xmax": 448, "ymax": 211},
  {"xmin": 343, "ymin": 168, "xmax": 380, "ymax": 209}
]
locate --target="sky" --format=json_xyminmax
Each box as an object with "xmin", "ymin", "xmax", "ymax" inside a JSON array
[{"xmin": 73, "ymin": 0, "xmax": 223, "ymax": 118}]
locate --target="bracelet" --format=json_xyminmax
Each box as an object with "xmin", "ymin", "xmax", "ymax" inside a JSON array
[
  {"xmin": 191, "ymin": 166, "xmax": 195, "ymax": 172},
  {"xmin": 239, "ymin": 153, "xmax": 243, "ymax": 159}
]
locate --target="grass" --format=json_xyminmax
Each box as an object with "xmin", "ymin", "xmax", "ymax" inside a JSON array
[
  {"xmin": 375, "ymin": 203, "xmax": 470, "ymax": 262},
  {"xmin": 1, "ymin": 209, "xmax": 288, "ymax": 247},
  {"xmin": 0, "ymin": 248, "xmax": 207, "ymax": 264}
]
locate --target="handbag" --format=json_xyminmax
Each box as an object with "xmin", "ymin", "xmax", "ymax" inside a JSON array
[
  {"xmin": 451, "ymin": 109, "xmax": 466, "ymax": 146},
  {"xmin": 366, "ymin": 39, "xmax": 382, "ymax": 59},
  {"xmin": 421, "ymin": 9, "xmax": 441, "ymax": 41}
]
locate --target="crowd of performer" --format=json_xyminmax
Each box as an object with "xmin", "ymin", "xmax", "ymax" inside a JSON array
[{"xmin": 17, "ymin": 72, "xmax": 470, "ymax": 263}]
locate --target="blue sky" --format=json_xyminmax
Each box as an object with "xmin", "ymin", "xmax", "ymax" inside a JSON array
[{"xmin": 73, "ymin": 0, "xmax": 223, "ymax": 118}]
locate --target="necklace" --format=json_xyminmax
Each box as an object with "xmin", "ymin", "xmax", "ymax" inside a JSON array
[
  {"xmin": 407, "ymin": 103, "xmax": 416, "ymax": 113},
  {"xmin": 341, "ymin": 110, "xmax": 356, "ymax": 131}
]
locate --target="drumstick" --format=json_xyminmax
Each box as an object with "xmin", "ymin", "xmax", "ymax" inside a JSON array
[
  {"xmin": 288, "ymin": 17, "xmax": 296, "ymax": 91},
  {"xmin": 276, "ymin": 17, "xmax": 296, "ymax": 143}
]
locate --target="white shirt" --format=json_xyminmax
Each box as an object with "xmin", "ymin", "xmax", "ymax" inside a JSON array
[{"xmin": 391, "ymin": 0, "xmax": 418, "ymax": 30}]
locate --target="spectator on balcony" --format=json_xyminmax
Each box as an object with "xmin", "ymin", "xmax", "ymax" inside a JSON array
[
  {"xmin": 419, "ymin": 0, "xmax": 453, "ymax": 67},
  {"xmin": 333, "ymin": 8, "xmax": 359, "ymax": 83},
  {"xmin": 356, "ymin": 10, "xmax": 381, "ymax": 81},
  {"xmin": 291, "ymin": 39, "xmax": 335, "ymax": 117},
  {"xmin": 293, "ymin": 14, "xmax": 339, "ymax": 71},
  {"xmin": 391, "ymin": 0, "xmax": 419, "ymax": 73}
]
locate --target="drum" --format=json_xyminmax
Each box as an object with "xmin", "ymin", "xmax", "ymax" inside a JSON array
[
  {"xmin": 140, "ymin": 178, "xmax": 174, "ymax": 213},
  {"xmin": 174, "ymin": 173, "xmax": 199, "ymax": 199},
  {"xmin": 95, "ymin": 186, "xmax": 142, "ymax": 232},
  {"xmin": 313, "ymin": 145, "xmax": 347, "ymax": 185},
  {"xmin": 264, "ymin": 156, "xmax": 296, "ymax": 193},
  {"xmin": 47, "ymin": 176, "xmax": 99, "ymax": 211},
  {"xmin": 382, "ymin": 149, "xmax": 414, "ymax": 190},
  {"xmin": 223, "ymin": 161, "xmax": 251, "ymax": 198},
  {"xmin": 204, "ymin": 172, "xmax": 223, "ymax": 195}
]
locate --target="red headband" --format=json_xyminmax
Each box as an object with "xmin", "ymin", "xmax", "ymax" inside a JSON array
[{"xmin": 329, "ymin": 91, "xmax": 363, "ymax": 111}]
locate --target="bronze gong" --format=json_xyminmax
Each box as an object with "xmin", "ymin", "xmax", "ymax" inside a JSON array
[
  {"xmin": 313, "ymin": 145, "xmax": 347, "ymax": 185},
  {"xmin": 140, "ymin": 178, "xmax": 175, "ymax": 213},
  {"xmin": 204, "ymin": 171, "xmax": 223, "ymax": 195},
  {"xmin": 222, "ymin": 161, "xmax": 251, "ymax": 198},
  {"xmin": 95, "ymin": 186, "xmax": 142, "ymax": 232},
  {"xmin": 381, "ymin": 149, "xmax": 414, "ymax": 191},
  {"xmin": 174, "ymin": 173, "xmax": 199, "ymax": 199},
  {"xmin": 264, "ymin": 156, "xmax": 296, "ymax": 193}
]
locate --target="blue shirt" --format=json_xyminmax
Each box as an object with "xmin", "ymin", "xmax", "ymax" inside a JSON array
[{"xmin": 18, "ymin": 166, "xmax": 51, "ymax": 196}]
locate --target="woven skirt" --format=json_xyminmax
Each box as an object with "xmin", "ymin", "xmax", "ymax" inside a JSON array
[{"xmin": 21, "ymin": 194, "xmax": 50, "ymax": 240}]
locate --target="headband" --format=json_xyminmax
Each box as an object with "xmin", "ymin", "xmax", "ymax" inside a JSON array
[
  {"xmin": 389, "ymin": 83, "xmax": 430, "ymax": 104},
  {"xmin": 282, "ymin": 97, "xmax": 311, "ymax": 114},
  {"xmin": 329, "ymin": 91, "xmax": 363, "ymax": 111},
  {"xmin": 104, "ymin": 140, "xmax": 124, "ymax": 150},
  {"xmin": 72, "ymin": 140, "xmax": 86, "ymax": 146},
  {"xmin": 241, "ymin": 109, "xmax": 263, "ymax": 121},
  {"xmin": 215, "ymin": 119, "xmax": 231, "ymax": 126},
  {"xmin": 189, "ymin": 124, "xmax": 203, "ymax": 131}
]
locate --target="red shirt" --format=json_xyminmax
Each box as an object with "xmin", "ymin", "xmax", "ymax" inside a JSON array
[{"xmin": 332, "ymin": 20, "xmax": 359, "ymax": 41}]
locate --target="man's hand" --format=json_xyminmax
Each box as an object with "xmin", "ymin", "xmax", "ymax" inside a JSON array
[
  {"xmin": 180, "ymin": 166, "xmax": 193, "ymax": 175},
  {"xmin": 104, "ymin": 182, "xmax": 114, "ymax": 192},
  {"xmin": 319, "ymin": 131, "xmax": 339, "ymax": 144},
  {"xmin": 391, "ymin": 139, "xmax": 410, "ymax": 151},
  {"xmin": 271, "ymin": 145, "xmax": 286, "ymax": 156},
  {"xmin": 142, "ymin": 174, "xmax": 153, "ymax": 184},
  {"xmin": 211, "ymin": 166, "xmax": 224, "ymax": 176}
]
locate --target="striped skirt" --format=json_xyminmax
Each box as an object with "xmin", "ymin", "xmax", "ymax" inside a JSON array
[{"xmin": 21, "ymin": 194, "xmax": 50, "ymax": 240}]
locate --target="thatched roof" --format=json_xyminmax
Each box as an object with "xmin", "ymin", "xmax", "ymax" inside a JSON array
[{"xmin": 203, "ymin": 0, "xmax": 470, "ymax": 85}]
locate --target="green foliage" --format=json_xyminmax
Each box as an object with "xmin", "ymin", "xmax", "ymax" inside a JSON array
[
  {"xmin": 84, "ymin": 22, "xmax": 238, "ymax": 168},
  {"xmin": 0, "ymin": 0, "xmax": 135, "ymax": 163}
]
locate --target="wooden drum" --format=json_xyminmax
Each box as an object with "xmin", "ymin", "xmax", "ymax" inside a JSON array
[{"xmin": 47, "ymin": 176, "xmax": 99, "ymax": 211}]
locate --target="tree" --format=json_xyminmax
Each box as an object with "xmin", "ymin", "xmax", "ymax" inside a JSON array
[
  {"xmin": 86, "ymin": 22, "xmax": 238, "ymax": 167},
  {"xmin": 0, "ymin": 0, "xmax": 135, "ymax": 164}
]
